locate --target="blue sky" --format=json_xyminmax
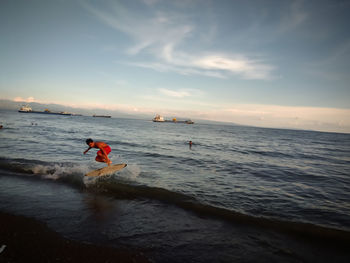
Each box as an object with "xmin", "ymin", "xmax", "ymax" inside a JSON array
[{"xmin": 1, "ymin": 0, "xmax": 350, "ymax": 132}]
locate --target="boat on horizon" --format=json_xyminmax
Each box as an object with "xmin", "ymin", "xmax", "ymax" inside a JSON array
[
  {"xmin": 93, "ymin": 114, "xmax": 111, "ymax": 118},
  {"xmin": 152, "ymin": 114, "xmax": 194, "ymax": 124},
  {"xmin": 18, "ymin": 105, "xmax": 72, "ymax": 116},
  {"xmin": 152, "ymin": 114, "xmax": 165, "ymax": 122}
]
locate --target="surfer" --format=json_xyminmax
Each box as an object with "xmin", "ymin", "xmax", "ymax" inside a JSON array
[{"xmin": 84, "ymin": 138, "xmax": 112, "ymax": 166}]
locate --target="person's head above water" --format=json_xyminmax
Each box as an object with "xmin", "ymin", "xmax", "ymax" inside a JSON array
[{"xmin": 86, "ymin": 138, "xmax": 93, "ymax": 146}]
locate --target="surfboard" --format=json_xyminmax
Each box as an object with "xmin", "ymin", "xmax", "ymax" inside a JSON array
[{"xmin": 85, "ymin": 163, "xmax": 127, "ymax": 177}]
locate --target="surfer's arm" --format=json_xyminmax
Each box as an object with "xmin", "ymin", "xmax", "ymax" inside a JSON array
[{"xmin": 83, "ymin": 147, "xmax": 91, "ymax": 154}]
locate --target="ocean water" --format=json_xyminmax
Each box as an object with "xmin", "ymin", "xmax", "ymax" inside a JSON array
[{"xmin": 0, "ymin": 109, "xmax": 349, "ymax": 262}]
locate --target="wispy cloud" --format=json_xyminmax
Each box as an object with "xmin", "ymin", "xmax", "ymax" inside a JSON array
[
  {"xmin": 128, "ymin": 61, "xmax": 228, "ymax": 78},
  {"xmin": 82, "ymin": 1, "xmax": 193, "ymax": 54},
  {"xmin": 127, "ymin": 49, "xmax": 273, "ymax": 79},
  {"xmin": 82, "ymin": 0, "xmax": 274, "ymax": 80},
  {"xmin": 193, "ymin": 55, "xmax": 274, "ymax": 80},
  {"xmin": 278, "ymin": 0, "xmax": 308, "ymax": 33},
  {"xmin": 14, "ymin": 96, "xmax": 38, "ymax": 103},
  {"xmin": 149, "ymin": 103, "xmax": 350, "ymax": 133},
  {"xmin": 159, "ymin": 88, "xmax": 191, "ymax": 98},
  {"xmin": 207, "ymin": 104, "xmax": 350, "ymax": 133}
]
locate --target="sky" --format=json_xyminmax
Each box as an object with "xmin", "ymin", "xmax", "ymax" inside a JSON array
[{"xmin": 1, "ymin": 0, "xmax": 350, "ymax": 133}]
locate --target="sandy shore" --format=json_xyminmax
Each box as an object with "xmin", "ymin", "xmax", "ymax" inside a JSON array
[{"xmin": 0, "ymin": 212, "xmax": 150, "ymax": 263}]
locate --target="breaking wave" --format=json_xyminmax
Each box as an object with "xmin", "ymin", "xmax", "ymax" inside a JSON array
[{"xmin": 1, "ymin": 156, "xmax": 349, "ymax": 243}]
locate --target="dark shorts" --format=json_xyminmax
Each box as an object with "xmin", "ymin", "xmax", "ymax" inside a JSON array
[{"xmin": 97, "ymin": 145, "xmax": 111, "ymax": 156}]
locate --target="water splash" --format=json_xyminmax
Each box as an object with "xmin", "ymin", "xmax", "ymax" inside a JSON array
[
  {"xmin": 121, "ymin": 164, "xmax": 140, "ymax": 180},
  {"xmin": 29, "ymin": 163, "xmax": 89, "ymax": 180}
]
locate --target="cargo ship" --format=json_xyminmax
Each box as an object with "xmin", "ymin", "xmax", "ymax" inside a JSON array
[
  {"xmin": 93, "ymin": 114, "xmax": 111, "ymax": 118},
  {"xmin": 152, "ymin": 114, "xmax": 165, "ymax": 122},
  {"xmin": 18, "ymin": 105, "xmax": 72, "ymax": 116},
  {"xmin": 152, "ymin": 115, "xmax": 194, "ymax": 124}
]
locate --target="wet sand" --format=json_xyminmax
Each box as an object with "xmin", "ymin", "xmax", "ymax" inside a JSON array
[{"xmin": 0, "ymin": 212, "xmax": 150, "ymax": 263}]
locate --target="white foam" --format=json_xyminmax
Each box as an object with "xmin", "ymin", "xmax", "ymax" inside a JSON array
[
  {"xmin": 121, "ymin": 164, "xmax": 141, "ymax": 180},
  {"xmin": 82, "ymin": 163, "xmax": 139, "ymax": 186},
  {"xmin": 0, "ymin": 245, "xmax": 6, "ymax": 254},
  {"xmin": 30, "ymin": 163, "xmax": 90, "ymax": 180}
]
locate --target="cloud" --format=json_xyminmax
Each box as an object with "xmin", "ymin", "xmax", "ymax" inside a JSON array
[
  {"xmin": 145, "ymin": 103, "xmax": 350, "ymax": 133},
  {"xmin": 13, "ymin": 96, "xmax": 37, "ymax": 103},
  {"xmin": 129, "ymin": 51, "xmax": 273, "ymax": 79},
  {"xmin": 83, "ymin": 0, "xmax": 274, "ymax": 80},
  {"xmin": 82, "ymin": 1, "xmax": 193, "ymax": 54},
  {"xmin": 193, "ymin": 55, "xmax": 274, "ymax": 80},
  {"xmin": 278, "ymin": 0, "xmax": 308, "ymax": 33},
  {"xmin": 203, "ymin": 104, "xmax": 350, "ymax": 133},
  {"xmin": 128, "ymin": 61, "xmax": 228, "ymax": 78},
  {"xmin": 159, "ymin": 88, "xmax": 191, "ymax": 98}
]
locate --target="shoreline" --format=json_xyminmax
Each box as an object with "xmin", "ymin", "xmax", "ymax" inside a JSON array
[{"xmin": 0, "ymin": 211, "xmax": 150, "ymax": 263}]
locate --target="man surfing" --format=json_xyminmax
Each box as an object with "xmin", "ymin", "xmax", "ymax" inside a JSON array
[{"xmin": 84, "ymin": 138, "xmax": 112, "ymax": 166}]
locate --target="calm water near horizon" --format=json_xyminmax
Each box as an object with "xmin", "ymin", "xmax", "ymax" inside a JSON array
[{"xmin": 0, "ymin": 109, "xmax": 349, "ymax": 262}]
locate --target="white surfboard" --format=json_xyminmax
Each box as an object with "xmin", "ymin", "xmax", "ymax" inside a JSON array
[{"xmin": 85, "ymin": 163, "xmax": 127, "ymax": 177}]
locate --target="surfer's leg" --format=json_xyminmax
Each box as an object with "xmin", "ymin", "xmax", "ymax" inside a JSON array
[
  {"xmin": 97, "ymin": 148, "xmax": 112, "ymax": 166},
  {"xmin": 96, "ymin": 152, "xmax": 111, "ymax": 165},
  {"xmin": 95, "ymin": 151, "xmax": 106, "ymax": 163},
  {"xmin": 103, "ymin": 146, "xmax": 112, "ymax": 166},
  {"xmin": 95, "ymin": 156, "xmax": 105, "ymax": 162}
]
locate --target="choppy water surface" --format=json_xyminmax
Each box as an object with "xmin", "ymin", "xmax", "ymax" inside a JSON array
[{"xmin": 0, "ymin": 109, "xmax": 349, "ymax": 262}]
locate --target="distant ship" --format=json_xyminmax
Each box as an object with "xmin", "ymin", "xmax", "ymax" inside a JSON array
[
  {"xmin": 152, "ymin": 114, "xmax": 165, "ymax": 122},
  {"xmin": 93, "ymin": 114, "xmax": 111, "ymax": 118},
  {"xmin": 18, "ymin": 105, "xmax": 72, "ymax": 116},
  {"xmin": 18, "ymin": 105, "xmax": 32, "ymax": 113},
  {"xmin": 171, "ymin": 118, "xmax": 194, "ymax": 124},
  {"xmin": 184, "ymin": 120, "xmax": 194, "ymax": 124},
  {"xmin": 152, "ymin": 114, "xmax": 194, "ymax": 124}
]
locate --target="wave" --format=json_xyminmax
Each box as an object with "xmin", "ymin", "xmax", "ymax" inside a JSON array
[
  {"xmin": 87, "ymin": 177, "xmax": 350, "ymax": 242},
  {"xmin": 1, "ymin": 157, "xmax": 349, "ymax": 242},
  {"xmin": 0, "ymin": 157, "xmax": 88, "ymax": 187}
]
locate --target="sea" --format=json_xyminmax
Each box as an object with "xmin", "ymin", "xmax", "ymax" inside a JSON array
[{"xmin": 0, "ymin": 109, "xmax": 349, "ymax": 262}]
